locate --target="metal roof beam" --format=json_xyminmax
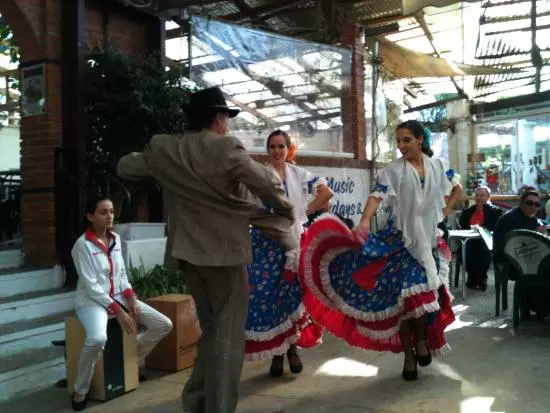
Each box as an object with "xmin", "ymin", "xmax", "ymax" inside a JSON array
[
  {"xmin": 476, "ymin": 50, "xmax": 530, "ymax": 59},
  {"xmin": 157, "ymin": 0, "xmax": 224, "ymax": 9},
  {"xmin": 530, "ymin": 0, "xmax": 542, "ymax": 92},
  {"xmin": 403, "ymin": 95, "xmax": 464, "ymax": 114},
  {"xmin": 474, "ymin": 73, "xmax": 539, "ymax": 88},
  {"xmin": 403, "ymin": 83, "xmax": 418, "ymax": 98},
  {"xmin": 414, "ymin": 12, "xmax": 466, "ymax": 97},
  {"xmin": 486, "ymin": 22, "xmax": 550, "ymax": 35},
  {"xmin": 471, "ymin": 88, "xmax": 550, "ymax": 112},
  {"xmin": 223, "ymin": 0, "xmax": 309, "ymax": 23},
  {"xmin": 188, "ymin": 31, "xmax": 340, "ymax": 127},
  {"xmin": 360, "ymin": 14, "xmax": 407, "ymax": 26},
  {"xmin": 484, "ymin": 0, "xmax": 531, "ymax": 7},
  {"xmin": 232, "ymin": 2, "xmax": 319, "ymax": 24},
  {"xmin": 231, "ymin": 0, "xmax": 266, "ymax": 27},
  {"xmin": 480, "ymin": 10, "xmax": 550, "ymax": 25}
]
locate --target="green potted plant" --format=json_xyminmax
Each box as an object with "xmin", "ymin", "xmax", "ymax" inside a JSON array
[{"xmin": 128, "ymin": 260, "xmax": 187, "ymax": 300}]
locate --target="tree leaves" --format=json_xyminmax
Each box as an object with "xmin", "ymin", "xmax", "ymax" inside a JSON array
[
  {"xmin": 85, "ymin": 48, "xmax": 197, "ymax": 201},
  {"xmin": 0, "ymin": 17, "xmax": 20, "ymax": 63}
]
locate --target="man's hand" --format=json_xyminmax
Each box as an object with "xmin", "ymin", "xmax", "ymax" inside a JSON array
[{"xmin": 127, "ymin": 296, "xmax": 141, "ymax": 324}]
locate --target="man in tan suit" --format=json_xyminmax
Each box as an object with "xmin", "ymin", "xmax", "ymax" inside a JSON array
[{"xmin": 117, "ymin": 87, "xmax": 296, "ymax": 413}]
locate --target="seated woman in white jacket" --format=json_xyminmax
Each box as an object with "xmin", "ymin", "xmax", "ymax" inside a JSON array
[{"xmin": 70, "ymin": 196, "xmax": 172, "ymax": 411}]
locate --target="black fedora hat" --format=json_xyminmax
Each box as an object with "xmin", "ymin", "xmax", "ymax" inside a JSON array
[{"xmin": 184, "ymin": 86, "xmax": 239, "ymax": 118}]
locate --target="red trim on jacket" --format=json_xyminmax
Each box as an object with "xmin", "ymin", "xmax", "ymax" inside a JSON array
[
  {"xmin": 122, "ymin": 288, "xmax": 136, "ymax": 299},
  {"xmin": 85, "ymin": 227, "xmax": 117, "ymax": 298},
  {"xmin": 107, "ymin": 301, "xmax": 122, "ymax": 315}
]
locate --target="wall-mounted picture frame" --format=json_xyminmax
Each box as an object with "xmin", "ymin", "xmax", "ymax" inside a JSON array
[{"xmin": 20, "ymin": 63, "xmax": 45, "ymax": 117}]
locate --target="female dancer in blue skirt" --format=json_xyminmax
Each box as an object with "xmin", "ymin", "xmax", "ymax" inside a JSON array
[
  {"xmin": 245, "ymin": 130, "xmax": 333, "ymax": 377},
  {"xmin": 300, "ymin": 121, "xmax": 462, "ymax": 380}
]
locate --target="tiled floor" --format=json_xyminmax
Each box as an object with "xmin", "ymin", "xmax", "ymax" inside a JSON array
[{"xmin": 3, "ymin": 269, "xmax": 550, "ymax": 413}]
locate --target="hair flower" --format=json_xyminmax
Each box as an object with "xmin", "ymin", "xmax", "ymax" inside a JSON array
[{"xmin": 286, "ymin": 142, "xmax": 297, "ymax": 162}]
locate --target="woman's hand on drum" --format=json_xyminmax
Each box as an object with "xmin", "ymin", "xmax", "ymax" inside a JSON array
[
  {"xmin": 115, "ymin": 307, "xmax": 136, "ymax": 334},
  {"xmin": 354, "ymin": 221, "xmax": 370, "ymax": 244},
  {"xmin": 127, "ymin": 296, "xmax": 141, "ymax": 324}
]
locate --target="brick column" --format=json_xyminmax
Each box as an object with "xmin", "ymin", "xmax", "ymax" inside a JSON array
[
  {"xmin": 340, "ymin": 23, "xmax": 366, "ymax": 160},
  {"xmin": 3, "ymin": 0, "xmax": 159, "ymax": 268},
  {"xmin": 1, "ymin": 0, "xmax": 63, "ymax": 267},
  {"xmin": 19, "ymin": 60, "xmax": 62, "ymax": 267}
]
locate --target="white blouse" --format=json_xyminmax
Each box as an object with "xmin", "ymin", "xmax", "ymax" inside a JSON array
[
  {"xmin": 371, "ymin": 154, "xmax": 460, "ymax": 290},
  {"xmin": 258, "ymin": 163, "xmax": 325, "ymax": 271},
  {"xmin": 267, "ymin": 163, "xmax": 326, "ymax": 240}
]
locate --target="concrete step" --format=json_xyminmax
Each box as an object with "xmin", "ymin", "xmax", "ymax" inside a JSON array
[
  {"xmin": 0, "ymin": 312, "xmax": 72, "ymax": 358},
  {"xmin": 0, "ymin": 288, "xmax": 75, "ymax": 325},
  {"xmin": 0, "ymin": 346, "xmax": 66, "ymax": 401},
  {"xmin": 0, "ymin": 249, "xmax": 23, "ymax": 270},
  {"xmin": 0, "ymin": 265, "xmax": 65, "ymax": 298}
]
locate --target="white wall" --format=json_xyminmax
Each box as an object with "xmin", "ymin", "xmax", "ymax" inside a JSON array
[
  {"xmin": 232, "ymin": 128, "xmax": 343, "ymax": 153},
  {"xmin": 0, "ymin": 126, "xmax": 20, "ymax": 171}
]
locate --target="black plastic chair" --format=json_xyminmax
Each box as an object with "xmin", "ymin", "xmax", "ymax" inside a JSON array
[
  {"xmin": 494, "ymin": 260, "xmax": 508, "ymax": 316},
  {"xmin": 502, "ymin": 229, "xmax": 550, "ymax": 328}
]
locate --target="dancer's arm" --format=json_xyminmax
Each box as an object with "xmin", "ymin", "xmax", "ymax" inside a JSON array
[
  {"xmin": 360, "ymin": 196, "xmax": 382, "ymax": 226},
  {"xmin": 355, "ymin": 196, "xmax": 382, "ymax": 242},
  {"xmin": 440, "ymin": 162, "xmax": 463, "ymax": 217},
  {"xmin": 306, "ymin": 184, "xmax": 334, "ymax": 215},
  {"xmin": 443, "ymin": 183, "xmax": 463, "ymax": 217}
]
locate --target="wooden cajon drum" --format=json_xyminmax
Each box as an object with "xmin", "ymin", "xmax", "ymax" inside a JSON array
[
  {"xmin": 145, "ymin": 294, "xmax": 201, "ymax": 372},
  {"xmin": 65, "ymin": 315, "xmax": 139, "ymax": 401}
]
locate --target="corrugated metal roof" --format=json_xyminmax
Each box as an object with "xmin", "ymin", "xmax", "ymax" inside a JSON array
[
  {"xmin": 138, "ymin": 0, "xmax": 550, "ymax": 105},
  {"xmin": 374, "ymin": 2, "xmax": 482, "ymax": 108},
  {"xmin": 472, "ymin": 0, "xmax": 550, "ymax": 101},
  {"xmin": 350, "ymin": 0, "xmax": 403, "ymax": 20}
]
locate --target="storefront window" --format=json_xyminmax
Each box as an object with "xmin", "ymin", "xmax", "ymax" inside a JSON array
[
  {"xmin": 476, "ymin": 115, "xmax": 550, "ymax": 194},
  {"xmin": 476, "ymin": 122, "xmax": 514, "ymax": 193}
]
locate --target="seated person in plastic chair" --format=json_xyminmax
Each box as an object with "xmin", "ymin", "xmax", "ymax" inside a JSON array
[
  {"xmin": 459, "ymin": 186, "xmax": 503, "ymax": 290},
  {"xmin": 493, "ymin": 187, "xmax": 547, "ymax": 315}
]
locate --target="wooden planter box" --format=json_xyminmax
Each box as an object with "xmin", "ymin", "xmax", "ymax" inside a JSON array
[{"xmin": 145, "ymin": 294, "xmax": 201, "ymax": 372}]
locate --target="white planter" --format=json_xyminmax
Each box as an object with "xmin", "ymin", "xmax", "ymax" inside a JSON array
[
  {"xmin": 114, "ymin": 222, "xmax": 166, "ymax": 241},
  {"xmin": 122, "ymin": 237, "xmax": 167, "ymax": 272}
]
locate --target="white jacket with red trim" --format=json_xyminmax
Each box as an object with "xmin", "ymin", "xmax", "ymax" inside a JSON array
[{"xmin": 71, "ymin": 228, "xmax": 135, "ymax": 313}]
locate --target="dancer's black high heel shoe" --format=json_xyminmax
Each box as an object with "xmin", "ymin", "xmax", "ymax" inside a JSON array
[
  {"xmin": 402, "ymin": 356, "xmax": 418, "ymax": 381},
  {"xmin": 287, "ymin": 348, "xmax": 303, "ymax": 374},
  {"xmin": 269, "ymin": 355, "xmax": 284, "ymax": 377},
  {"xmin": 416, "ymin": 340, "xmax": 432, "ymax": 367}
]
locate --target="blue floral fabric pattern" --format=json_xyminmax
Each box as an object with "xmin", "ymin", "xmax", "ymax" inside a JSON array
[
  {"xmin": 245, "ymin": 228, "xmax": 303, "ymax": 333},
  {"xmin": 327, "ymin": 221, "xmax": 431, "ymax": 314}
]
